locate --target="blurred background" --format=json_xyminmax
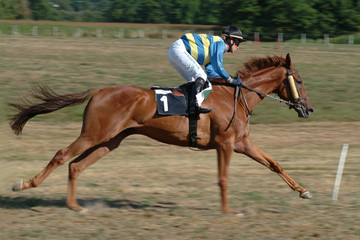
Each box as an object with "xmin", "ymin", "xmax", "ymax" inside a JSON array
[
  {"xmin": 0, "ymin": 1, "xmax": 359, "ymax": 240},
  {"xmin": 0, "ymin": 0, "xmax": 360, "ymax": 123},
  {"xmin": 0, "ymin": 0, "xmax": 360, "ymax": 40},
  {"xmin": 1, "ymin": 0, "xmax": 360, "ymax": 42}
]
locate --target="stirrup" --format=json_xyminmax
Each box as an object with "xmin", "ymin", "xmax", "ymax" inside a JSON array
[
  {"xmin": 197, "ymin": 105, "xmax": 211, "ymax": 114},
  {"xmin": 189, "ymin": 104, "xmax": 211, "ymax": 115}
]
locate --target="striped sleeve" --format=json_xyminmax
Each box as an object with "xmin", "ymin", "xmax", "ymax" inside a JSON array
[{"xmin": 208, "ymin": 40, "xmax": 231, "ymax": 81}]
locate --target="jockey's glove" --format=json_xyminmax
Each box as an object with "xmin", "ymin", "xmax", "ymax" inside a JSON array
[{"xmin": 229, "ymin": 77, "xmax": 243, "ymax": 86}]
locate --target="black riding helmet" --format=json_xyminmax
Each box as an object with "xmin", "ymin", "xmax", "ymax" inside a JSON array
[{"xmin": 221, "ymin": 26, "xmax": 246, "ymax": 52}]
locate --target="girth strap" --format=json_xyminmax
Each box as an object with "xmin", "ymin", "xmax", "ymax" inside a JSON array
[{"xmin": 188, "ymin": 114, "xmax": 199, "ymax": 148}]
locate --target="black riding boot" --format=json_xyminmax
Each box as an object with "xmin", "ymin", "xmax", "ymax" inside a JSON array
[{"xmin": 188, "ymin": 77, "xmax": 211, "ymax": 115}]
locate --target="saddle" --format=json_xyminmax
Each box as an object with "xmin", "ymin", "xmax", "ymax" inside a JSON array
[
  {"xmin": 151, "ymin": 81, "xmax": 211, "ymax": 148},
  {"xmin": 151, "ymin": 82, "xmax": 190, "ymax": 116}
]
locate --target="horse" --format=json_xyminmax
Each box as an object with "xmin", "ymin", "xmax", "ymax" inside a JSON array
[{"xmin": 8, "ymin": 53, "xmax": 314, "ymax": 214}]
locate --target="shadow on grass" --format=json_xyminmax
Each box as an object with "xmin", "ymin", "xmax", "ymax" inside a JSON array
[
  {"xmin": 0, "ymin": 196, "xmax": 65, "ymax": 210},
  {"xmin": 0, "ymin": 195, "xmax": 210, "ymax": 211}
]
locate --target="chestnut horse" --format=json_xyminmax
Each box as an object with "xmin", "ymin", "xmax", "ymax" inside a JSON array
[{"xmin": 9, "ymin": 53, "xmax": 314, "ymax": 214}]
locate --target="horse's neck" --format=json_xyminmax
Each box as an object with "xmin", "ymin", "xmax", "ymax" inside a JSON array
[{"xmin": 242, "ymin": 67, "xmax": 285, "ymax": 110}]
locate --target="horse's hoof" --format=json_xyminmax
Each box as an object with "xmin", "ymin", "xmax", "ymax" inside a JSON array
[
  {"xmin": 300, "ymin": 191, "xmax": 313, "ymax": 199},
  {"xmin": 235, "ymin": 212, "xmax": 246, "ymax": 217},
  {"xmin": 12, "ymin": 179, "xmax": 24, "ymax": 191},
  {"xmin": 223, "ymin": 209, "xmax": 247, "ymax": 217},
  {"xmin": 67, "ymin": 203, "xmax": 86, "ymax": 212}
]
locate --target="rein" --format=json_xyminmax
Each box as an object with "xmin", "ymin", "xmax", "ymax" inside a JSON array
[
  {"xmin": 240, "ymin": 67, "xmax": 308, "ymax": 111},
  {"xmin": 211, "ymin": 66, "xmax": 306, "ymax": 131},
  {"xmin": 241, "ymin": 83, "xmax": 296, "ymax": 107}
]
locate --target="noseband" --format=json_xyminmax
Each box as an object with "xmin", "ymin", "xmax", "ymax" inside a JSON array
[{"xmin": 284, "ymin": 67, "xmax": 307, "ymax": 109}]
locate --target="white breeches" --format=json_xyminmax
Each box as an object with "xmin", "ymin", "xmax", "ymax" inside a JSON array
[
  {"xmin": 168, "ymin": 39, "xmax": 207, "ymax": 82},
  {"xmin": 168, "ymin": 39, "xmax": 211, "ymax": 106}
]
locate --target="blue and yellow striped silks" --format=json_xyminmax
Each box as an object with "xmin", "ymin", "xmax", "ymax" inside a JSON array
[{"xmin": 181, "ymin": 33, "xmax": 221, "ymax": 66}]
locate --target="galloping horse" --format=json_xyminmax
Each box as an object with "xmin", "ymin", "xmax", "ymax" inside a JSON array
[{"xmin": 9, "ymin": 53, "xmax": 314, "ymax": 214}]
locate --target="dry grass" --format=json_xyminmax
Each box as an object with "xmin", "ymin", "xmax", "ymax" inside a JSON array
[
  {"xmin": 0, "ymin": 32, "xmax": 359, "ymax": 239},
  {"xmin": 1, "ymin": 35, "xmax": 360, "ymax": 123},
  {"xmin": 0, "ymin": 121, "xmax": 359, "ymax": 240}
]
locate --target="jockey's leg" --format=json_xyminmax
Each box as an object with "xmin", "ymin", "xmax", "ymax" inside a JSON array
[
  {"xmin": 168, "ymin": 39, "xmax": 205, "ymax": 81},
  {"xmin": 188, "ymin": 77, "xmax": 211, "ymax": 115},
  {"xmin": 168, "ymin": 39, "xmax": 211, "ymax": 115}
]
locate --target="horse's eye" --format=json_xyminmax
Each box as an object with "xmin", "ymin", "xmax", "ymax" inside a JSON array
[{"xmin": 295, "ymin": 78, "xmax": 302, "ymax": 84}]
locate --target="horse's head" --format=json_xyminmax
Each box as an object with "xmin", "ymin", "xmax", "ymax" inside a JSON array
[{"xmin": 275, "ymin": 53, "xmax": 314, "ymax": 118}]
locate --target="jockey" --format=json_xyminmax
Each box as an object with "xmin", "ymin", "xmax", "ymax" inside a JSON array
[{"xmin": 168, "ymin": 26, "xmax": 245, "ymax": 115}]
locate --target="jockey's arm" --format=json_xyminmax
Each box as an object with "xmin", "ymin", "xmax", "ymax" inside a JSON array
[
  {"xmin": 208, "ymin": 41, "xmax": 232, "ymax": 82},
  {"xmin": 205, "ymin": 64, "xmax": 221, "ymax": 78}
]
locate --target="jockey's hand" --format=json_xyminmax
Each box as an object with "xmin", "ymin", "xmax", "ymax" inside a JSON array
[{"xmin": 229, "ymin": 77, "xmax": 242, "ymax": 86}]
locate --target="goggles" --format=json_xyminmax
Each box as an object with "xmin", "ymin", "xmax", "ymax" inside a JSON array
[{"xmin": 233, "ymin": 38, "xmax": 242, "ymax": 47}]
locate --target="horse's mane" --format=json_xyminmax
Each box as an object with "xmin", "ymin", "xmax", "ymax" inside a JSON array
[
  {"xmin": 210, "ymin": 55, "xmax": 287, "ymax": 85},
  {"xmin": 238, "ymin": 55, "xmax": 286, "ymax": 77}
]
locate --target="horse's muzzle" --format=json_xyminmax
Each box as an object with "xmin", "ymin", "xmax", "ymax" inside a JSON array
[{"xmin": 295, "ymin": 102, "xmax": 314, "ymax": 118}]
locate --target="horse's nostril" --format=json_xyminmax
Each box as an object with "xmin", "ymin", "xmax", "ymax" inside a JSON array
[{"xmin": 309, "ymin": 107, "xmax": 314, "ymax": 113}]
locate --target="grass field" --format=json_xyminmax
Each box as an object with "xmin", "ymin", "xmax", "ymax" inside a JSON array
[
  {"xmin": 0, "ymin": 34, "xmax": 359, "ymax": 123},
  {"xmin": 1, "ymin": 121, "xmax": 359, "ymax": 239},
  {"xmin": 0, "ymin": 30, "xmax": 359, "ymax": 239}
]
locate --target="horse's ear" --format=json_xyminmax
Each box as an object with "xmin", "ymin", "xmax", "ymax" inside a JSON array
[{"xmin": 286, "ymin": 53, "xmax": 292, "ymax": 67}]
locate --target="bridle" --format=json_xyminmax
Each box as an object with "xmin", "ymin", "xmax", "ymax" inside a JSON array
[
  {"xmin": 283, "ymin": 68, "xmax": 308, "ymax": 108},
  {"xmin": 227, "ymin": 66, "xmax": 307, "ymax": 130}
]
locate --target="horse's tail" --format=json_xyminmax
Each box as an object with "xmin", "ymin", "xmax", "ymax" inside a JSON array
[{"xmin": 8, "ymin": 84, "xmax": 100, "ymax": 135}]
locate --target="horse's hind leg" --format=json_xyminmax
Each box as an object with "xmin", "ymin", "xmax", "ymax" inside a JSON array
[
  {"xmin": 66, "ymin": 130, "xmax": 132, "ymax": 211},
  {"xmin": 12, "ymin": 135, "xmax": 94, "ymax": 192}
]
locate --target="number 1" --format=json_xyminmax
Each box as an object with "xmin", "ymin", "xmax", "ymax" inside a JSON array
[{"xmin": 160, "ymin": 95, "xmax": 168, "ymax": 112}]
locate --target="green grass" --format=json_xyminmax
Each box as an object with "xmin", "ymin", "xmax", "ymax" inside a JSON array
[
  {"xmin": 0, "ymin": 25, "xmax": 360, "ymax": 124},
  {"xmin": 0, "ymin": 22, "xmax": 359, "ymax": 239},
  {"xmin": 331, "ymin": 33, "xmax": 360, "ymax": 44}
]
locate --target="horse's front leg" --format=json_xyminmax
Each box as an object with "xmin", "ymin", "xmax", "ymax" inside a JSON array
[{"xmin": 234, "ymin": 138, "xmax": 313, "ymax": 199}]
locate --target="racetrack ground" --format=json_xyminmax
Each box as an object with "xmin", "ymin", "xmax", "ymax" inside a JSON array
[{"xmin": 0, "ymin": 33, "xmax": 359, "ymax": 239}]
